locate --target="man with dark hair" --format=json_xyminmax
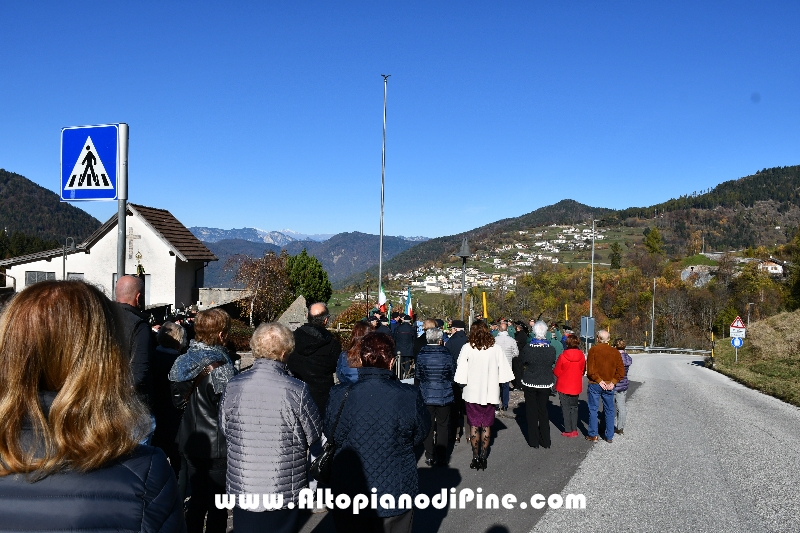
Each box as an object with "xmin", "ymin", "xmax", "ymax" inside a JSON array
[
  {"xmin": 287, "ymin": 302, "xmax": 341, "ymax": 415},
  {"xmin": 375, "ymin": 314, "xmax": 392, "ymax": 335},
  {"xmin": 445, "ymin": 320, "xmax": 468, "ymax": 443},
  {"xmin": 393, "ymin": 314, "xmax": 416, "ymax": 376},
  {"xmin": 115, "ymin": 275, "xmax": 155, "ymax": 407}
]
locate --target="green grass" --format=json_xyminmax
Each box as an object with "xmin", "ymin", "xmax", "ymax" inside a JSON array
[
  {"xmin": 681, "ymin": 254, "xmax": 718, "ymax": 267},
  {"xmin": 710, "ymin": 340, "xmax": 800, "ymax": 407}
]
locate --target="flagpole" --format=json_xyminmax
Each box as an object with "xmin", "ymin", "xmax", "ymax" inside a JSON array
[{"xmin": 379, "ymin": 74, "xmax": 389, "ymax": 306}]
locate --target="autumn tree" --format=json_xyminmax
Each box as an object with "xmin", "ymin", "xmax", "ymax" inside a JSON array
[
  {"xmin": 228, "ymin": 251, "xmax": 293, "ymax": 326},
  {"xmin": 286, "ymin": 249, "xmax": 332, "ymax": 304}
]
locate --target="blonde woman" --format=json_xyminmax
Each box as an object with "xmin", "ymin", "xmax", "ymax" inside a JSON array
[{"xmin": 0, "ymin": 281, "xmax": 184, "ymax": 530}]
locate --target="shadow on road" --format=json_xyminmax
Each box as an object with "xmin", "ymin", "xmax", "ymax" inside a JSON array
[{"xmin": 414, "ymin": 466, "xmax": 463, "ymax": 532}]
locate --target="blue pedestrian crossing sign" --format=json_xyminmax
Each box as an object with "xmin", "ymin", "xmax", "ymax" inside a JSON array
[
  {"xmin": 61, "ymin": 124, "xmax": 120, "ymax": 201},
  {"xmin": 731, "ymin": 337, "xmax": 743, "ymax": 348}
]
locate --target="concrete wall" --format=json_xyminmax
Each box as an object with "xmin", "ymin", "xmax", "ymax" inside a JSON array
[{"xmin": 198, "ymin": 288, "xmax": 250, "ymax": 310}]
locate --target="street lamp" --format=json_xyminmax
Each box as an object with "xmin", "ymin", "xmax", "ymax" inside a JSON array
[
  {"xmin": 62, "ymin": 237, "xmax": 76, "ymax": 280},
  {"xmin": 747, "ymin": 302, "xmax": 755, "ymax": 327},
  {"xmin": 457, "ymin": 237, "xmax": 471, "ymax": 323}
]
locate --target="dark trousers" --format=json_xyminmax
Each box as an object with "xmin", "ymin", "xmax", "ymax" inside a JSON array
[
  {"xmin": 185, "ymin": 456, "xmax": 227, "ymax": 533},
  {"xmin": 333, "ymin": 508, "xmax": 413, "ymax": 533},
  {"xmin": 500, "ymin": 382, "xmax": 510, "ymax": 409},
  {"xmin": 424, "ymin": 404, "xmax": 451, "ymax": 462},
  {"xmin": 559, "ymin": 392, "xmax": 579, "ymax": 433},
  {"xmin": 524, "ymin": 388, "xmax": 551, "ymax": 448},
  {"xmin": 233, "ymin": 507, "xmax": 299, "ymax": 533},
  {"xmin": 450, "ymin": 385, "xmax": 465, "ymax": 438}
]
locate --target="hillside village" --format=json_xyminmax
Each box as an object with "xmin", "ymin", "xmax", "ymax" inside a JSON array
[
  {"xmin": 349, "ymin": 220, "xmax": 788, "ymax": 307},
  {"xmin": 387, "ymin": 223, "xmax": 607, "ymax": 295}
]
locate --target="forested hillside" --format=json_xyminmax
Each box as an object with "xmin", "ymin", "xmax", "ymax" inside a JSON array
[
  {"xmin": 0, "ymin": 169, "xmax": 101, "ymax": 241},
  {"xmin": 338, "ymin": 199, "xmax": 607, "ymax": 288},
  {"xmin": 604, "ymin": 166, "xmax": 800, "ymax": 254},
  {"xmin": 0, "ymin": 169, "xmax": 102, "ymax": 259}
]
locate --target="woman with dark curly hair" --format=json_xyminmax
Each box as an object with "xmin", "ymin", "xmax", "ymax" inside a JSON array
[
  {"xmin": 454, "ymin": 321, "xmax": 514, "ymax": 470},
  {"xmin": 325, "ymin": 332, "xmax": 430, "ymax": 532}
]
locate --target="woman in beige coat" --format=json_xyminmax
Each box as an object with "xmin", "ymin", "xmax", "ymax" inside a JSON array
[{"xmin": 454, "ymin": 321, "xmax": 515, "ymax": 470}]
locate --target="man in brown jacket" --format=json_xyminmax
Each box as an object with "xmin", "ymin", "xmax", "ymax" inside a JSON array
[{"xmin": 586, "ymin": 329, "xmax": 625, "ymax": 443}]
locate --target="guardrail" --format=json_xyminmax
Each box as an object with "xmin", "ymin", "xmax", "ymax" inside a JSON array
[{"xmin": 626, "ymin": 346, "xmax": 711, "ymax": 356}]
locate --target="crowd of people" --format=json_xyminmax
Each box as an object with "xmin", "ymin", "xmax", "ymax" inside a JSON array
[{"xmin": 0, "ymin": 278, "xmax": 633, "ymax": 533}]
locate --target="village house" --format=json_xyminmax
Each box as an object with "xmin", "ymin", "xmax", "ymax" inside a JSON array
[
  {"xmin": 758, "ymin": 259, "xmax": 784, "ymax": 276},
  {"xmin": 1, "ymin": 204, "xmax": 217, "ymax": 311}
]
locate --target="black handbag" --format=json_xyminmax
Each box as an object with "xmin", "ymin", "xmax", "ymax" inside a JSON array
[{"xmin": 309, "ymin": 386, "xmax": 352, "ymax": 483}]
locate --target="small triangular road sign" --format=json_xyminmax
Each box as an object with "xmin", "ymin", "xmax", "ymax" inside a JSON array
[
  {"xmin": 64, "ymin": 135, "xmax": 113, "ymax": 190},
  {"xmin": 731, "ymin": 316, "xmax": 745, "ymax": 328}
]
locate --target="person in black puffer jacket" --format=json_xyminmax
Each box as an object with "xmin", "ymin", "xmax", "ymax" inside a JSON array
[
  {"xmin": 325, "ymin": 332, "xmax": 430, "ymax": 533},
  {"xmin": 416, "ymin": 327, "xmax": 455, "ymax": 466},
  {"xmin": 518, "ymin": 320, "xmax": 557, "ymax": 449},
  {"xmin": 151, "ymin": 321, "xmax": 188, "ymax": 481},
  {"xmin": 287, "ymin": 303, "xmax": 341, "ymax": 415},
  {"xmin": 0, "ymin": 280, "xmax": 184, "ymax": 532},
  {"xmin": 170, "ymin": 309, "xmax": 236, "ymax": 533}
]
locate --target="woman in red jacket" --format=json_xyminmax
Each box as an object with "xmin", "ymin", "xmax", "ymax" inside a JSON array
[{"xmin": 553, "ymin": 334, "xmax": 586, "ymax": 437}]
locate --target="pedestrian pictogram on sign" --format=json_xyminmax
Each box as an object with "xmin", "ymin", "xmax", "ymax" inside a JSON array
[
  {"xmin": 64, "ymin": 136, "xmax": 113, "ymax": 190},
  {"xmin": 61, "ymin": 124, "xmax": 120, "ymax": 201},
  {"xmin": 731, "ymin": 316, "xmax": 745, "ymax": 329}
]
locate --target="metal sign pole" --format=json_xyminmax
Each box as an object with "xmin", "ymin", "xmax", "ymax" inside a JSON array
[
  {"xmin": 735, "ymin": 346, "xmax": 738, "ymax": 363},
  {"xmin": 116, "ymin": 124, "xmax": 129, "ymax": 283}
]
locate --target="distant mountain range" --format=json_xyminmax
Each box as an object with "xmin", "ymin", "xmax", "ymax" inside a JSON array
[
  {"xmin": 202, "ymin": 231, "xmax": 422, "ymax": 287},
  {"xmin": 278, "ymin": 229, "xmax": 335, "ymax": 242},
  {"xmin": 190, "ymin": 227, "xmax": 296, "ymax": 246},
  {"xmin": 189, "ymin": 226, "xmax": 429, "ymax": 246}
]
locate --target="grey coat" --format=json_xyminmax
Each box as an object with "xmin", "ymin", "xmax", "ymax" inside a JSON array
[{"xmin": 220, "ymin": 358, "xmax": 322, "ymax": 510}]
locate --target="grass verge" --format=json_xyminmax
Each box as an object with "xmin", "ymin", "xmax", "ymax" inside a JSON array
[{"xmin": 709, "ymin": 339, "xmax": 800, "ymax": 408}]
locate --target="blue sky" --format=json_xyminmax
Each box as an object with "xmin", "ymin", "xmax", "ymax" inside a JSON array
[{"xmin": 1, "ymin": 1, "xmax": 799, "ymax": 238}]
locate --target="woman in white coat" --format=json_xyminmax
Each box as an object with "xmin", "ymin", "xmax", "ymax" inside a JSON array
[{"xmin": 454, "ymin": 321, "xmax": 515, "ymax": 470}]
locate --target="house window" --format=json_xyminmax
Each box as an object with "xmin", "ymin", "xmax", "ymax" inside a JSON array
[
  {"xmin": 67, "ymin": 273, "xmax": 84, "ymax": 280},
  {"xmin": 25, "ymin": 271, "xmax": 56, "ymax": 286}
]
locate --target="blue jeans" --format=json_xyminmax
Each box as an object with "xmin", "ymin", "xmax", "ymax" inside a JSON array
[
  {"xmin": 587, "ymin": 383, "xmax": 615, "ymax": 441},
  {"xmin": 500, "ymin": 382, "xmax": 510, "ymax": 409}
]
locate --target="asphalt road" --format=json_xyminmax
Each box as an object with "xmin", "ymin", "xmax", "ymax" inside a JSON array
[
  {"xmin": 295, "ymin": 379, "xmax": 636, "ymax": 533},
  {"xmin": 534, "ymin": 353, "xmax": 800, "ymax": 533},
  {"xmin": 230, "ymin": 353, "xmax": 800, "ymax": 532}
]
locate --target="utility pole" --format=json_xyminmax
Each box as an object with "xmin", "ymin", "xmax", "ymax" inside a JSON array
[
  {"xmin": 590, "ymin": 218, "xmax": 596, "ymax": 318},
  {"xmin": 457, "ymin": 238, "xmax": 471, "ymax": 323},
  {"xmin": 378, "ymin": 74, "xmax": 390, "ymax": 302},
  {"xmin": 651, "ymin": 277, "xmax": 656, "ymax": 347}
]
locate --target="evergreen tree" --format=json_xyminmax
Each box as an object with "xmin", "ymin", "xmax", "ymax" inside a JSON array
[
  {"xmin": 609, "ymin": 242, "xmax": 622, "ymax": 269},
  {"xmin": 643, "ymin": 227, "xmax": 664, "ymax": 255},
  {"xmin": 286, "ymin": 249, "xmax": 332, "ymax": 304}
]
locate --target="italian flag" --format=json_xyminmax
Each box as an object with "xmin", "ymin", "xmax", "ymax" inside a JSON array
[
  {"xmin": 378, "ymin": 284, "xmax": 387, "ymax": 313},
  {"xmin": 405, "ymin": 286, "xmax": 413, "ymax": 318}
]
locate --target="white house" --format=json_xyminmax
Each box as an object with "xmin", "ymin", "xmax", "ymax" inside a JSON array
[
  {"xmin": 1, "ymin": 203, "xmax": 217, "ymax": 309},
  {"xmin": 758, "ymin": 260, "xmax": 784, "ymax": 276}
]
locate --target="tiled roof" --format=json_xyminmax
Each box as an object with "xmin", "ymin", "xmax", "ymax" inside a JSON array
[
  {"xmin": 129, "ymin": 204, "xmax": 217, "ymax": 262},
  {"xmin": 0, "ymin": 204, "xmax": 216, "ymax": 267}
]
